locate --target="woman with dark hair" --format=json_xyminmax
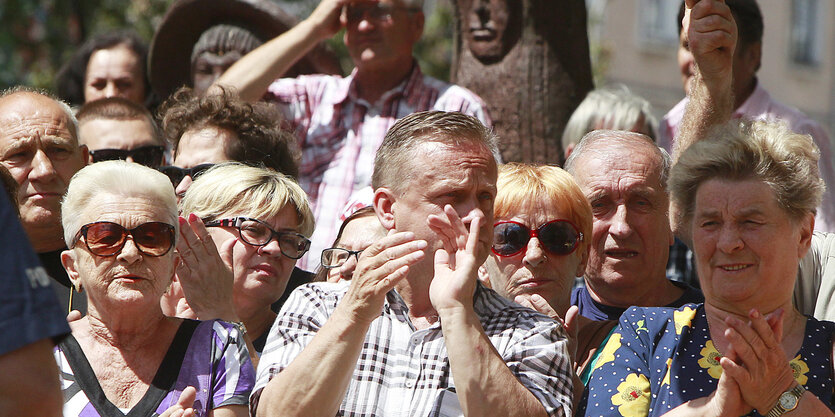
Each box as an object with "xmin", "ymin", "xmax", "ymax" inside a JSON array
[{"xmin": 55, "ymin": 30, "xmax": 154, "ymax": 109}]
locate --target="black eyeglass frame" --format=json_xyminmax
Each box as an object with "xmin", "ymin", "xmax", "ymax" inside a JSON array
[
  {"xmin": 89, "ymin": 145, "xmax": 165, "ymax": 167},
  {"xmin": 72, "ymin": 221, "xmax": 176, "ymax": 257},
  {"xmin": 204, "ymin": 216, "xmax": 311, "ymax": 259},
  {"xmin": 320, "ymin": 247, "xmax": 364, "ymax": 269},
  {"xmin": 157, "ymin": 163, "xmax": 216, "ymax": 187}
]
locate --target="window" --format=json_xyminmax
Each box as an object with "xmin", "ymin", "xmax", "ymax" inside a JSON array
[
  {"xmin": 637, "ymin": 0, "xmax": 680, "ymax": 46},
  {"xmin": 790, "ymin": 0, "xmax": 822, "ymax": 66}
]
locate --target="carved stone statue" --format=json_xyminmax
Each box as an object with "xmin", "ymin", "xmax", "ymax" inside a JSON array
[{"xmin": 452, "ymin": 0, "xmax": 593, "ymax": 164}]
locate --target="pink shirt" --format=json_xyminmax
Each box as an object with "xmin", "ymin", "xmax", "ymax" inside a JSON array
[
  {"xmin": 659, "ymin": 83, "xmax": 835, "ymax": 232},
  {"xmin": 266, "ymin": 64, "xmax": 491, "ymax": 271}
]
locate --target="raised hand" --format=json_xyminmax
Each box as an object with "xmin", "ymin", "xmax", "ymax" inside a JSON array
[
  {"xmin": 428, "ymin": 205, "xmax": 482, "ymax": 313},
  {"xmin": 683, "ymin": 0, "xmax": 737, "ymax": 88},
  {"xmin": 174, "ymin": 213, "xmax": 238, "ymax": 321},
  {"xmin": 339, "ymin": 230, "xmax": 427, "ymax": 324},
  {"xmin": 307, "ymin": 0, "xmax": 350, "ymax": 40}
]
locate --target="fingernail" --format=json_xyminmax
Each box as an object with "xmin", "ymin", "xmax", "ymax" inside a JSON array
[
  {"xmin": 416, "ymin": 240, "xmax": 428, "ymax": 248},
  {"xmin": 189, "ymin": 213, "xmax": 198, "ymax": 222},
  {"xmin": 179, "ymin": 216, "xmax": 186, "ymax": 225},
  {"xmin": 750, "ymin": 309, "xmax": 760, "ymax": 319}
]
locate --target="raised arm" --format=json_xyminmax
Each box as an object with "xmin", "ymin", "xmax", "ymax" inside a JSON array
[
  {"xmin": 255, "ymin": 232, "xmax": 427, "ymax": 417},
  {"xmin": 213, "ymin": 0, "xmax": 347, "ymax": 102},
  {"xmin": 429, "ymin": 205, "xmax": 565, "ymax": 416}
]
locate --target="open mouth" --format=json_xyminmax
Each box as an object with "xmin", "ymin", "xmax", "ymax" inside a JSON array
[
  {"xmin": 605, "ymin": 249, "xmax": 638, "ymax": 259},
  {"xmin": 719, "ymin": 264, "xmax": 750, "ymax": 272}
]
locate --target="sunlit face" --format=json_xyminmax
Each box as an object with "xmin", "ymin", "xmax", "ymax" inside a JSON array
[
  {"xmin": 172, "ymin": 126, "xmax": 235, "ymax": 196},
  {"xmin": 191, "ymin": 50, "xmax": 244, "ymax": 95},
  {"xmin": 79, "ymin": 118, "xmax": 159, "ymax": 163},
  {"xmin": 485, "ymin": 199, "xmax": 587, "ymax": 315},
  {"xmin": 572, "ymin": 143, "xmax": 673, "ymax": 292},
  {"xmin": 84, "ymin": 44, "xmax": 146, "ymax": 105},
  {"xmin": 62, "ymin": 194, "xmax": 176, "ymax": 311},
  {"xmin": 389, "ymin": 141, "xmax": 497, "ymax": 280},
  {"xmin": 692, "ymin": 179, "xmax": 812, "ymax": 311},
  {"xmin": 327, "ymin": 215, "xmax": 386, "ymax": 282},
  {"xmin": 0, "ymin": 93, "xmax": 87, "ymax": 233},
  {"xmin": 206, "ymin": 205, "xmax": 301, "ymax": 314},
  {"xmin": 343, "ymin": 0, "xmax": 424, "ymax": 73},
  {"xmin": 459, "ymin": 0, "xmax": 519, "ymax": 63}
]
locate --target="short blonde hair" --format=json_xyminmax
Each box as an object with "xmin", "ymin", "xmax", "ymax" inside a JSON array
[
  {"xmin": 180, "ymin": 162, "xmax": 314, "ymax": 236},
  {"xmin": 494, "ymin": 163, "xmax": 592, "ymax": 252},
  {"xmin": 62, "ymin": 161, "xmax": 178, "ymax": 246},
  {"xmin": 670, "ymin": 120, "xmax": 824, "ymax": 228}
]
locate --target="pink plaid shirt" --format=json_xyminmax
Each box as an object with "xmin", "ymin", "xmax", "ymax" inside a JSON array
[
  {"xmin": 659, "ymin": 82, "xmax": 835, "ymax": 233},
  {"xmin": 266, "ymin": 64, "xmax": 491, "ymax": 271}
]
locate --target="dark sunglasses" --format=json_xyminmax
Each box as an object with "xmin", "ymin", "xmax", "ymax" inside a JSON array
[
  {"xmin": 491, "ymin": 220, "xmax": 583, "ymax": 257},
  {"xmin": 73, "ymin": 221, "xmax": 176, "ymax": 257},
  {"xmin": 89, "ymin": 145, "xmax": 165, "ymax": 168},
  {"xmin": 321, "ymin": 247, "xmax": 363, "ymax": 269},
  {"xmin": 204, "ymin": 217, "xmax": 311, "ymax": 259},
  {"xmin": 157, "ymin": 163, "xmax": 215, "ymax": 187}
]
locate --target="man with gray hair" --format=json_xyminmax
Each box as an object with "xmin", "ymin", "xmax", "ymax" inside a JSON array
[
  {"xmin": 0, "ymin": 88, "xmax": 89, "ymax": 312},
  {"xmin": 564, "ymin": 130, "xmax": 703, "ymax": 321},
  {"xmin": 216, "ymin": 0, "xmax": 490, "ymax": 272},
  {"xmin": 253, "ymin": 111, "xmax": 572, "ymax": 417}
]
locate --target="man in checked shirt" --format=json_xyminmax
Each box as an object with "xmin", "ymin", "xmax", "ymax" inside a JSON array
[{"xmin": 251, "ymin": 111, "xmax": 573, "ymax": 417}]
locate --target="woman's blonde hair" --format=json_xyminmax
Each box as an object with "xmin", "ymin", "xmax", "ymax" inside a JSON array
[
  {"xmin": 494, "ymin": 163, "xmax": 592, "ymax": 251},
  {"xmin": 180, "ymin": 162, "xmax": 314, "ymax": 236}
]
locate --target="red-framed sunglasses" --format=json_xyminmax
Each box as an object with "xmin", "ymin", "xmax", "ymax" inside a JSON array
[{"xmin": 491, "ymin": 220, "xmax": 583, "ymax": 257}]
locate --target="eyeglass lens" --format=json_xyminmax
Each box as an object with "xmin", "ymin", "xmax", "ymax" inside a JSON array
[
  {"xmin": 80, "ymin": 221, "xmax": 175, "ymax": 257},
  {"xmin": 90, "ymin": 146, "xmax": 164, "ymax": 168},
  {"xmin": 206, "ymin": 217, "xmax": 311, "ymax": 259},
  {"xmin": 492, "ymin": 221, "xmax": 581, "ymax": 257},
  {"xmin": 321, "ymin": 248, "xmax": 361, "ymax": 268},
  {"xmin": 158, "ymin": 163, "xmax": 215, "ymax": 187}
]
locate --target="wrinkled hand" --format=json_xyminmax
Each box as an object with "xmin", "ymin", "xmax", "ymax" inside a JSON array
[
  {"xmin": 515, "ymin": 295, "xmax": 579, "ymax": 361},
  {"xmin": 684, "ymin": 0, "xmax": 737, "ymax": 89},
  {"xmin": 705, "ymin": 363, "xmax": 752, "ymax": 417},
  {"xmin": 307, "ymin": 0, "xmax": 350, "ymax": 39},
  {"xmin": 175, "ymin": 214, "xmax": 238, "ymax": 321},
  {"xmin": 340, "ymin": 230, "xmax": 427, "ymax": 324},
  {"xmin": 428, "ymin": 205, "xmax": 482, "ymax": 314},
  {"xmin": 720, "ymin": 309, "xmax": 796, "ymax": 413},
  {"xmin": 159, "ymin": 386, "xmax": 196, "ymax": 417}
]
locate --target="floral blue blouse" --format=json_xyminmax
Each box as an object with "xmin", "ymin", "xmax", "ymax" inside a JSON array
[{"xmin": 580, "ymin": 304, "xmax": 834, "ymax": 417}]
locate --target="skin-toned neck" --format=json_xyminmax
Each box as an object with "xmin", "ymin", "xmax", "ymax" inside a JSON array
[
  {"xmin": 27, "ymin": 222, "xmax": 68, "ymax": 253},
  {"xmin": 733, "ymin": 75, "xmax": 757, "ymax": 111},
  {"xmin": 394, "ymin": 273, "xmax": 439, "ymax": 329},
  {"xmin": 353, "ymin": 57, "xmax": 415, "ymax": 105},
  {"xmin": 82, "ymin": 302, "xmax": 176, "ymax": 350},
  {"xmin": 703, "ymin": 299, "xmax": 804, "ymax": 357},
  {"xmin": 239, "ymin": 305, "xmax": 277, "ymax": 342},
  {"xmin": 584, "ymin": 274, "xmax": 684, "ymax": 310}
]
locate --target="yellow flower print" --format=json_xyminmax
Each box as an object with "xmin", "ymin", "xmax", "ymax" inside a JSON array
[
  {"xmin": 673, "ymin": 307, "xmax": 697, "ymax": 335},
  {"xmin": 635, "ymin": 320, "xmax": 648, "ymax": 333},
  {"xmin": 592, "ymin": 333, "xmax": 621, "ymax": 373},
  {"xmin": 611, "ymin": 373, "xmax": 651, "ymax": 417},
  {"xmin": 697, "ymin": 340, "xmax": 723, "ymax": 379},
  {"xmin": 789, "ymin": 355, "xmax": 809, "ymax": 385},
  {"xmin": 661, "ymin": 358, "xmax": 672, "ymax": 387}
]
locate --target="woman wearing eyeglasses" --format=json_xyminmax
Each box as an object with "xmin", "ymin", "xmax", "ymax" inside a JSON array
[
  {"xmin": 56, "ymin": 161, "xmax": 254, "ymax": 417},
  {"xmin": 482, "ymin": 163, "xmax": 617, "ymax": 405},
  {"xmin": 168, "ymin": 163, "xmax": 314, "ymax": 356}
]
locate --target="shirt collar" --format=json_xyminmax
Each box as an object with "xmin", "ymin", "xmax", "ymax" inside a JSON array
[
  {"xmin": 337, "ymin": 61, "xmax": 423, "ymax": 107},
  {"xmin": 733, "ymin": 79, "xmax": 770, "ymax": 118}
]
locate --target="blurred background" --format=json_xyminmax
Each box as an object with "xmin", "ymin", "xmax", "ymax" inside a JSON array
[{"xmin": 2, "ymin": 0, "xmax": 833, "ymax": 137}]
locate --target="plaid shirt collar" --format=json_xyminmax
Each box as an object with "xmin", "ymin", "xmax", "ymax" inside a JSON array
[{"xmin": 330, "ymin": 61, "xmax": 423, "ymax": 108}]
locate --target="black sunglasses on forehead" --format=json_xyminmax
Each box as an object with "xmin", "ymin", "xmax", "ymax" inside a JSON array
[
  {"xmin": 157, "ymin": 163, "xmax": 215, "ymax": 187},
  {"xmin": 89, "ymin": 145, "xmax": 165, "ymax": 168}
]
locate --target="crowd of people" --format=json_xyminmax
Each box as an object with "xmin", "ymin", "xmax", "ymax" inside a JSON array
[{"xmin": 3, "ymin": 0, "xmax": 833, "ymax": 416}]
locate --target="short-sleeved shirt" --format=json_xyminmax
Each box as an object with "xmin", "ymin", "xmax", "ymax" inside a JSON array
[
  {"xmin": 254, "ymin": 282, "xmax": 573, "ymax": 417},
  {"xmin": 56, "ymin": 319, "xmax": 255, "ymax": 417},
  {"xmin": 265, "ymin": 64, "xmax": 491, "ymax": 271},
  {"xmin": 580, "ymin": 304, "xmax": 834, "ymax": 416},
  {"xmin": 795, "ymin": 231, "xmax": 835, "ymax": 321},
  {"xmin": 0, "ymin": 190, "xmax": 69, "ymax": 355},
  {"xmin": 571, "ymin": 280, "xmax": 704, "ymax": 321}
]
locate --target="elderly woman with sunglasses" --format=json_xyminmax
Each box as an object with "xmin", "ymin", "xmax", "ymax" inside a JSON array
[
  {"xmin": 482, "ymin": 163, "xmax": 617, "ymax": 405},
  {"xmin": 164, "ymin": 163, "xmax": 314, "ymax": 356},
  {"xmin": 56, "ymin": 161, "xmax": 254, "ymax": 417}
]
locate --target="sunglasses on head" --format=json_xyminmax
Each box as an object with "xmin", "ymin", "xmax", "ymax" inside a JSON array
[
  {"xmin": 157, "ymin": 163, "xmax": 215, "ymax": 187},
  {"xmin": 73, "ymin": 221, "xmax": 176, "ymax": 257},
  {"xmin": 89, "ymin": 145, "xmax": 165, "ymax": 168},
  {"xmin": 204, "ymin": 217, "xmax": 311, "ymax": 259},
  {"xmin": 491, "ymin": 220, "xmax": 583, "ymax": 257}
]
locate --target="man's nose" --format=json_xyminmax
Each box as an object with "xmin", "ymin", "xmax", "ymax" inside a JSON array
[
  {"xmin": 29, "ymin": 150, "xmax": 59, "ymax": 181},
  {"xmin": 104, "ymin": 82, "xmax": 118, "ymax": 98},
  {"xmin": 608, "ymin": 205, "xmax": 633, "ymax": 237}
]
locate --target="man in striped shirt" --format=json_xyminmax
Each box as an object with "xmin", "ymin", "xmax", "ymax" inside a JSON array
[
  {"xmin": 216, "ymin": 0, "xmax": 490, "ymax": 272},
  {"xmin": 252, "ymin": 111, "xmax": 572, "ymax": 417}
]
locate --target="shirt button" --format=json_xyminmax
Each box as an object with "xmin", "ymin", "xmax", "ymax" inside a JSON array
[
  {"xmin": 405, "ymin": 379, "xmax": 414, "ymax": 388},
  {"xmin": 410, "ymin": 336, "xmax": 421, "ymax": 345}
]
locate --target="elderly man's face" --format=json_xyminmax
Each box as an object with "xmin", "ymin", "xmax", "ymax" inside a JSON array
[
  {"xmin": 343, "ymin": 0, "xmax": 424, "ymax": 73},
  {"xmin": 0, "ymin": 93, "xmax": 87, "ymax": 234},
  {"xmin": 571, "ymin": 142, "xmax": 673, "ymax": 293},
  {"xmin": 389, "ymin": 141, "xmax": 497, "ymax": 279}
]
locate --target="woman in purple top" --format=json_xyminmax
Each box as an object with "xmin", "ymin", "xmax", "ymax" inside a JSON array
[{"xmin": 54, "ymin": 161, "xmax": 254, "ymax": 417}]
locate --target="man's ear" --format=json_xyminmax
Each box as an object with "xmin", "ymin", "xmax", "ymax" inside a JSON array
[
  {"xmin": 373, "ymin": 187, "xmax": 397, "ymax": 231},
  {"xmin": 78, "ymin": 144, "xmax": 90, "ymax": 166},
  {"xmin": 61, "ymin": 249, "xmax": 81, "ymax": 290},
  {"xmin": 575, "ymin": 244, "xmax": 590, "ymax": 278}
]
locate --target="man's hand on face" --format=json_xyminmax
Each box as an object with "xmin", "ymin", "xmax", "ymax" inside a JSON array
[
  {"xmin": 684, "ymin": 0, "xmax": 737, "ymax": 89},
  {"xmin": 307, "ymin": 0, "xmax": 350, "ymax": 40},
  {"xmin": 340, "ymin": 230, "xmax": 427, "ymax": 324},
  {"xmin": 427, "ymin": 204, "xmax": 483, "ymax": 315}
]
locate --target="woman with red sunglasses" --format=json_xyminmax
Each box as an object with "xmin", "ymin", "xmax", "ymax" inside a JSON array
[
  {"xmin": 482, "ymin": 162, "xmax": 617, "ymax": 406},
  {"xmin": 55, "ymin": 161, "xmax": 254, "ymax": 417}
]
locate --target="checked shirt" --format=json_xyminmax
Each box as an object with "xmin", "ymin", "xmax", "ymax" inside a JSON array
[{"xmin": 253, "ymin": 282, "xmax": 573, "ymax": 417}]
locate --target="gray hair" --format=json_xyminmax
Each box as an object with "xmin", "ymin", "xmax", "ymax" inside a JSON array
[
  {"xmin": 62, "ymin": 161, "xmax": 178, "ymax": 247},
  {"xmin": 561, "ymin": 84, "xmax": 657, "ymax": 152},
  {"xmin": 565, "ymin": 129, "xmax": 671, "ymax": 193},
  {"xmin": 0, "ymin": 87, "xmax": 79, "ymax": 142}
]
